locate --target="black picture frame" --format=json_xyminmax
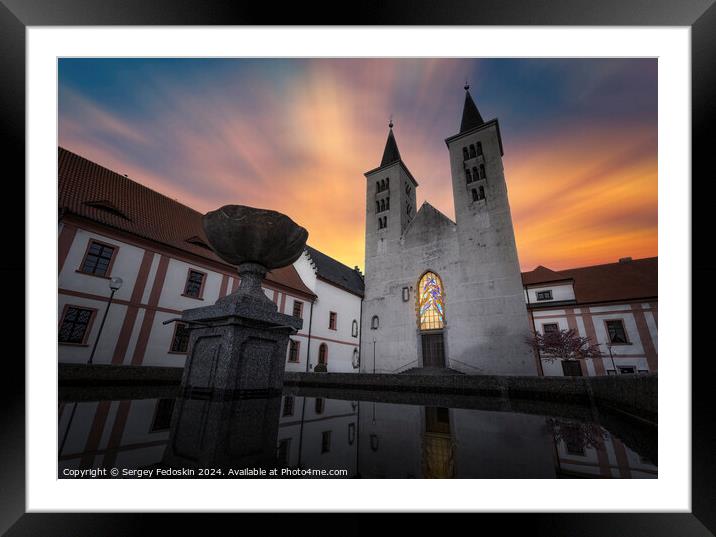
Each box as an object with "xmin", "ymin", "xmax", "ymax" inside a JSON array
[{"xmin": 2, "ymin": 1, "xmax": 713, "ymax": 535}]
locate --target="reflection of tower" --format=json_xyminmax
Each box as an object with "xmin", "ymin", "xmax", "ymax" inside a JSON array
[
  {"xmin": 162, "ymin": 394, "xmax": 282, "ymax": 472},
  {"xmin": 421, "ymin": 407, "xmax": 455, "ymax": 478}
]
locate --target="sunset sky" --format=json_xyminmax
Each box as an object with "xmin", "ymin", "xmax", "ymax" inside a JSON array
[{"xmin": 58, "ymin": 58, "xmax": 657, "ymax": 272}]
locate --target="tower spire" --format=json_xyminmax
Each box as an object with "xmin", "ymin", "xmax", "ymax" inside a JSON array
[
  {"xmin": 380, "ymin": 119, "xmax": 401, "ymax": 167},
  {"xmin": 459, "ymin": 84, "xmax": 484, "ymax": 133}
]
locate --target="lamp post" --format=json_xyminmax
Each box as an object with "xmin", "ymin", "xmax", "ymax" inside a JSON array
[
  {"xmin": 606, "ymin": 342, "xmax": 618, "ymax": 375},
  {"xmin": 88, "ymin": 277, "xmax": 123, "ymax": 365}
]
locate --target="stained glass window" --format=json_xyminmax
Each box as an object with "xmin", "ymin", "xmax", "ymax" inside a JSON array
[{"xmin": 418, "ymin": 272, "xmax": 445, "ymax": 330}]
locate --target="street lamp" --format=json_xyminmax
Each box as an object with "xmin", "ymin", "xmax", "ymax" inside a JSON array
[
  {"xmin": 606, "ymin": 342, "xmax": 618, "ymax": 375},
  {"xmin": 88, "ymin": 276, "xmax": 123, "ymax": 365}
]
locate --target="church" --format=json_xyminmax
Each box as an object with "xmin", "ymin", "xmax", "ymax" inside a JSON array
[{"xmin": 360, "ymin": 87, "xmax": 538, "ymax": 375}]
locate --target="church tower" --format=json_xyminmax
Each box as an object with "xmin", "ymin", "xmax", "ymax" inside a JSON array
[
  {"xmin": 443, "ymin": 85, "xmax": 536, "ymax": 375},
  {"xmin": 363, "ymin": 121, "xmax": 418, "ymax": 262}
]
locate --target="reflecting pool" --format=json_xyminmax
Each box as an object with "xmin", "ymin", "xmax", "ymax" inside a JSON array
[{"xmin": 58, "ymin": 387, "xmax": 657, "ymax": 479}]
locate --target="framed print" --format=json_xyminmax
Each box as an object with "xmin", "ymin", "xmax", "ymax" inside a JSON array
[{"xmin": 2, "ymin": 0, "xmax": 714, "ymax": 535}]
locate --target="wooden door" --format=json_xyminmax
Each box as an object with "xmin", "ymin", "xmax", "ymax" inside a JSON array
[{"xmin": 421, "ymin": 333, "xmax": 445, "ymax": 367}]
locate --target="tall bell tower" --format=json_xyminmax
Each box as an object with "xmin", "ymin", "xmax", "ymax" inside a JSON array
[
  {"xmin": 442, "ymin": 84, "xmax": 537, "ymax": 375},
  {"xmin": 363, "ymin": 120, "xmax": 418, "ymax": 262}
]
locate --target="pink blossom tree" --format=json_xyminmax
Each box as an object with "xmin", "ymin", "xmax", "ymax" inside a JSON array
[{"xmin": 525, "ymin": 328, "xmax": 603, "ymax": 364}]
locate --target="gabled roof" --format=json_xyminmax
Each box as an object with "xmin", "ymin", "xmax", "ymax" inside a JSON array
[
  {"xmin": 380, "ymin": 127, "xmax": 402, "ymax": 167},
  {"xmin": 521, "ymin": 257, "xmax": 657, "ymax": 304},
  {"xmin": 304, "ymin": 245, "xmax": 364, "ymax": 297},
  {"xmin": 460, "ymin": 89, "xmax": 485, "ymax": 134},
  {"xmin": 521, "ymin": 265, "xmax": 572, "ymax": 286},
  {"xmin": 58, "ymin": 147, "xmax": 315, "ymax": 298}
]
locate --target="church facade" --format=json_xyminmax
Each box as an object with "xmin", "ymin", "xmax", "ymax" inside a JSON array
[{"xmin": 360, "ymin": 88, "xmax": 538, "ymax": 375}]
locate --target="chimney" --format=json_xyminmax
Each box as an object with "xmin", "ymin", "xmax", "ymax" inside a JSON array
[{"xmin": 619, "ymin": 257, "xmax": 632, "ymax": 263}]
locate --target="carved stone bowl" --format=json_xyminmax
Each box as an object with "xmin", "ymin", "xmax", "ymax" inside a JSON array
[{"xmin": 202, "ymin": 205, "xmax": 308, "ymax": 270}]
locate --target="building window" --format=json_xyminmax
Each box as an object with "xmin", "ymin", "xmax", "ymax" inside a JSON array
[
  {"xmin": 472, "ymin": 166, "xmax": 479, "ymax": 180},
  {"xmin": 405, "ymin": 183, "xmax": 411, "ymax": 195},
  {"xmin": 315, "ymin": 397, "xmax": 325, "ymax": 414},
  {"xmin": 476, "ymin": 142, "xmax": 483, "ymax": 156},
  {"xmin": 348, "ymin": 423, "xmax": 356, "ymax": 445},
  {"xmin": 418, "ymin": 272, "xmax": 445, "ymax": 331},
  {"xmin": 406, "ymin": 203, "xmax": 412, "ymax": 217},
  {"xmin": 292, "ymin": 300, "xmax": 303, "ymax": 319},
  {"xmin": 479, "ymin": 164, "xmax": 486, "ymax": 179},
  {"xmin": 282, "ymin": 395, "xmax": 294, "ymax": 417},
  {"xmin": 462, "ymin": 147, "xmax": 469, "ymax": 160},
  {"xmin": 402, "ymin": 287, "xmax": 410, "ymax": 302},
  {"xmin": 351, "ymin": 319, "xmax": 358, "ymax": 337},
  {"xmin": 469, "ymin": 144, "xmax": 477, "ymax": 158},
  {"xmin": 276, "ymin": 438, "xmax": 291, "ymax": 466},
  {"xmin": 288, "ymin": 339, "xmax": 300, "ymax": 362},
  {"xmin": 170, "ymin": 322, "xmax": 190, "ymax": 353},
  {"xmin": 638, "ymin": 369, "xmax": 649, "ymax": 375},
  {"xmin": 386, "ymin": 197, "xmax": 390, "ymax": 210},
  {"xmin": 58, "ymin": 306, "xmax": 95, "ymax": 344},
  {"xmin": 465, "ymin": 169, "xmax": 473, "ymax": 183},
  {"xmin": 321, "ymin": 430, "xmax": 332, "ymax": 453},
  {"xmin": 619, "ymin": 366, "xmax": 636, "ymax": 374},
  {"xmin": 352, "ymin": 348, "xmax": 360, "ymax": 369},
  {"xmin": 318, "ymin": 343, "xmax": 328, "ymax": 365},
  {"xmin": 606, "ymin": 319, "xmax": 629, "ymax": 344},
  {"xmin": 329, "ymin": 311, "xmax": 337, "ymax": 330},
  {"xmin": 536, "ymin": 290, "xmax": 553, "ymax": 301},
  {"xmin": 543, "ymin": 323, "xmax": 559, "ymax": 334},
  {"xmin": 79, "ymin": 240, "xmax": 116, "ymax": 277},
  {"xmin": 561, "ymin": 360, "xmax": 583, "ymax": 377},
  {"xmin": 150, "ymin": 398, "xmax": 176, "ymax": 432},
  {"xmin": 183, "ymin": 269, "xmax": 206, "ymax": 298},
  {"xmin": 471, "ymin": 186, "xmax": 486, "ymax": 202},
  {"xmin": 371, "ymin": 315, "xmax": 379, "ymax": 330}
]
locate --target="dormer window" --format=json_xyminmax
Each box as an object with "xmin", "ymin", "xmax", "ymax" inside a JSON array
[
  {"xmin": 185, "ymin": 235, "xmax": 213, "ymax": 251},
  {"xmin": 84, "ymin": 200, "xmax": 130, "ymax": 220},
  {"xmin": 536, "ymin": 290, "xmax": 553, "ymax": 301}
]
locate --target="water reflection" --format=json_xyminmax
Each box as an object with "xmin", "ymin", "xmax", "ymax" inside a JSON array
[{"xmin": 58, "ymin": 392, "xmax": 656, "ymax": 479}]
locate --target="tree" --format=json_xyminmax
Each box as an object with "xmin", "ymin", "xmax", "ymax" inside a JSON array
[{"xmin": 525, "ymin": 328, "xmax": 602, "ymax": 363}]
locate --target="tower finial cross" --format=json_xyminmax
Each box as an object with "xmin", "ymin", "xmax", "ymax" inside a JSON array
[
  {"xmin": 388, "ymin": 114, "xmax": 394, "ymax": 129},
  {"xmin": 464, "ymin": 80, "xmax": 470, "ymax": 91}
]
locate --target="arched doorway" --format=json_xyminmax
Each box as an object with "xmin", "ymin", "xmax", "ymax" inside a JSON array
[{"xmin": 417, "ymin": 271, "xmax": 446, "ymax": 367}]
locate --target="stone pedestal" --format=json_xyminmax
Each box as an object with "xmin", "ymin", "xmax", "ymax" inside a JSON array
[
  {"xmin": 180, "ymin": 262, "xmax": 302, "ymax": 396},
  {"xmin": 162, "ymin": 394, "xmax": 282, "ymax": 473}
]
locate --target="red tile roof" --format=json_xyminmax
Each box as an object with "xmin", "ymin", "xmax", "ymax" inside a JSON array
[
  {"xmin": 522, "ymin": 257, "xmax": 657, "ymax": 305},
  {"xmin": 58, "ymin": 147, "xmax": 315, "ymax": 298}
]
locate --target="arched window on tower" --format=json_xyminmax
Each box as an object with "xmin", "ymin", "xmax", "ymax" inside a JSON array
[
  {"xmin": 462, "ymin": 147, "xmax": 469, "ymax": 160},
  {"xmin": 476, "ymin": 142, "xmax": 483, "ymax": 156},
  {"xmin": 471, "ymin": 188, "xmax": 478, "ymax": 202},
  {"xmin": 386, "ymin": 197, "xmax": 390, "ymax": 210},
  {"xmin": 479, "ymin": 164, "xmax": 486, "ymax": 179},
  {"xmin": 418, "ymin": 272, "xmax": 445, "ymax": 331},
  {"xmin": 469, "ymin": 144, "xmax": 477, "ymax": 158},
  {"xmin": 376, "ymin": 201, "xmax": 380, "ymax": 212},
  {"xmin": 381, "ymin": 179, "xmax": 386, "ymax": 191},
  {"xmin": 380, "ymin": 199, "xmax": 386, "ymax": 212},
  {"xmin": 318, "ymin": 343, "xmax": 328, "ymax": 365},
  {"xmin": 371, "ymin": 315, "xmax": 379, "ymax": 329},
  {"xmin": 376, "ymin": 181, "xmax": 380, "ymax": 192},
  {"xmin": 472, "ymin": 166, "xmax": 479, "ymax": 180},
  {"xmin": 352, "ymin": 319, "xmax": 358, "ymax": 338},
  {"xmin": 465, "ymin": 169, "xmax": 472, "ymax": 183},
  {"xmin": 386, "ymin": 177, "xmax": 390, "ymax": 189},
  {"xmin": 384, "ymin": 216, "xmax": 388, "ymax": 228}
]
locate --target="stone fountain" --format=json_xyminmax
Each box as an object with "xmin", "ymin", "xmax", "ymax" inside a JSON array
[{"xmin": 178, "ymin": 205, "xmax": 308, "ymax": 396}]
